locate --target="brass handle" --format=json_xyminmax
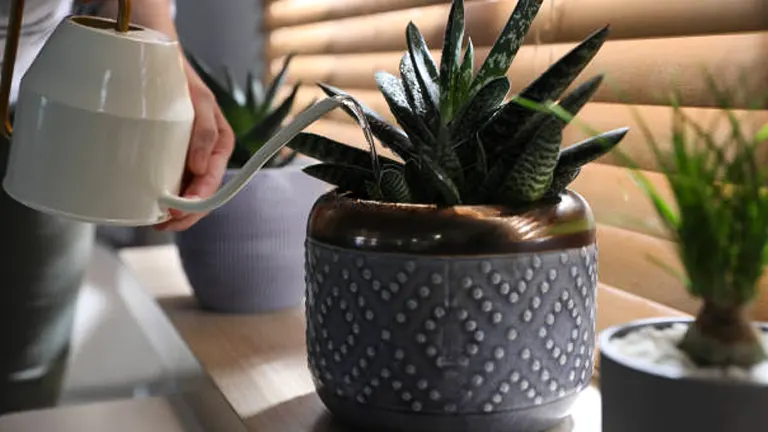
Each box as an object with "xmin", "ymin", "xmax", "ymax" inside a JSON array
[{"xmin": 0, "ymin": 0, "xmax": 133, "ymax": 138}]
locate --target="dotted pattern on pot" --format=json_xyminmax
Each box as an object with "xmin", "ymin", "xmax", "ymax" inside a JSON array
[{"xmin": 305, "ymin": 239, "xmax": 597, "ymax": 414}]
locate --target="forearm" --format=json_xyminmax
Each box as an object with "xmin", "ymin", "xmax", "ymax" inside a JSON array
[{"xmin": 97, "ymin": 0, "xmax": 178, "ymax": 40}]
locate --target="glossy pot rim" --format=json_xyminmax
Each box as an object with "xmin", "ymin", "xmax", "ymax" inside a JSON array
[
  {"xmin": 307, "ymin": 189, "xmax": 596, "ymax": 256},
  {"xmin": 599, "ymin": 317, "xmax": 768, "ymax": 389}
]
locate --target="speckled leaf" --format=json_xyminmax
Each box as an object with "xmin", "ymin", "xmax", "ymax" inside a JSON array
[
  {"xmin": 404, "ymin": 159, "xmax": 434, "ymax": 203},
  {"xmin": 544, "ymin": 167, "xmax": 581, "ymax": 199},
  {"xmin": 400, "ymin": 54, "xmax": 438, "ymax": 140},
  {"xmin": 437, "ymin": 145, "xmax": 465, "ymax": 188},
  {"xmin": 364, "ymin": 181, "xmax": 384, "ymax": 201},
  {"xmin": 439, "ymin": 0, "xmax": 465, "ymax": 123},
  {"xmin": 478, "ymin": 26, "xmax": 608, "ymax": 152},
  {"xmin": 470, "ymin": 0, "xmax": 542, "ymax": 95},
  {"xmin": 496, "ymin": 119, "xmax": 563, "ymax": 204},
  {"xmin": 451, "ymin": 76, "xmax": 510, "ymax": 145},
  {"xmin": 406, "ymin": 22, "xmax": 440, "ymax": 117},
  {"xmin": 422, "ymin": 155, "xmax": 462, "ymax": 205},
  {"xmin": 317, "ymin": 83, "xmax": 413, "ymax": 160},
  {"xmin": 303, "ymin": 163, "xmax": 373, "ymax": 195},
  {"xmin": 558, "ymin": 75, "xmax": 604, "ymax": 121},
  {"xmin": 239, "ymin": 83, "xmax": 299, "ymax": 151},
  {"xmin": 520, "ymin": 26, "xmax": 609, "ymax": 103},
  {"xmin": 455, "ymin": 38, "xmax": 475, "ymax": 109},
  {"xmin": 463, "ymin": 139, "xmax": 488, "ymax": 200},
  {"xmin": 375, "ymin": 72, "xmax": 431, "ymax": 148},
  {"xmin": 263, "ymin": 53, "xmax": 295, "ymax": 112},
  {"xmin": 557, "ymin": 127, "xmax": 630, "ymax": 171},
  {"xmin": 287, "ymin": 132, "xmax": 400, "ymax": 170},
  {"xmin": 380, "ymin": 167, "xmax": 413, "ymax": 202}
]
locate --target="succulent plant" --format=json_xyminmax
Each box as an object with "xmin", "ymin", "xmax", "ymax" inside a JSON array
[
  {"xmin": 186, "ymin": 52, "xmax": 301, "ymax": 168},
  {"xmin": 287, "ymin": 0, "xmax": 628, "ymax": 206}
]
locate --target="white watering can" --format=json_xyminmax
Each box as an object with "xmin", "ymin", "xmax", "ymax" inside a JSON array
[{"xmin": 0, "ymin": 0, "xmax": 367, "ymax": 226}]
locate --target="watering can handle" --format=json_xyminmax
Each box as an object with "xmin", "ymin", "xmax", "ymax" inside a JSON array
[{"xmin": 0, "ymin": 0, "xmax": 133, "ymax": 139}]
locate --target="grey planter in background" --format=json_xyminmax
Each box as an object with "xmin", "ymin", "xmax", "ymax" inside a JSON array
[
  {"xmin": 304, "ymin": 191, "xmax": 598, "ymax": 432},
  {"xmin": 176, "ymin": 161, "xmax": 329, "ymax": 314},
  {"xmin": 600, "ymin": 318, "xmax": 768, "ymax": 432}
]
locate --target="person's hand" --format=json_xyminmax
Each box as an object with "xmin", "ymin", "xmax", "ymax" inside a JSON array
[{"xmin": 155, "ymin": 63, "xmax": 235, "ymax": 231}]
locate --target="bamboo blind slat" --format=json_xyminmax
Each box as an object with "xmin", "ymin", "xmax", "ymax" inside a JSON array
[
  {"xmin": 274, "ymin": 32, "xmax": 768, "ymax": 109},
  {"xmin": 267, "ymin": 0, "xmax": 768, "ymax": 56},
  {"xmin": 267, "ymin": 0, "xmax": 464, "ymax": 29},
  {"xmin": 283, "ymin": 85, "xmax": 768, "ymax": 171}
]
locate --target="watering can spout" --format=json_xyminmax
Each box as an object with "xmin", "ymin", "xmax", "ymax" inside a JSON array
[{"xmin": 158, "ymin": 95, "xmax": 373, "ymax": 215}]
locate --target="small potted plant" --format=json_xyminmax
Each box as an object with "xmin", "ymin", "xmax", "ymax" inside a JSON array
[
  {"xmin": 175, "ymin": 54, "xmax": 328, "ymax": 314},
  {"xmin": 599, "ymin": 85, "xmax": 768, "ymax": 432},
  {"xmin": 289, "ymin": 0, "xmax": 628, "ymax": 430}
]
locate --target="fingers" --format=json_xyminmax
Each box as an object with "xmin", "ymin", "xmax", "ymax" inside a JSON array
[
  {"xmin": 156, "ymin": 107, "xmax": 235, "ymax": 232},
  {"xmin": 187, "ymin": 91, "xmax": 219, "ymax": 176}
]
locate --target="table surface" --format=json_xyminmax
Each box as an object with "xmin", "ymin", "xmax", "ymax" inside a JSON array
[{"xmin": 117, "ymin": 245, "xmax": 602, "ymax": 431}]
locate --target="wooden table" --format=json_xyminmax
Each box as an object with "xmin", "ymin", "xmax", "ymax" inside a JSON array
[{"xmin": 118, "ymin": 245, "xmax": 603, "ymax": 431}]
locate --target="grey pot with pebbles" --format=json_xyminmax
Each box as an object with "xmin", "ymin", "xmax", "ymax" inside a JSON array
[{"xmin": 600, "ymin": 317, "xmax": 768, "ymax": 432}]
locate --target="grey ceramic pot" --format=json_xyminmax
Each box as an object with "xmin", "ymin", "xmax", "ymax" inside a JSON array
[
  {"xmin": 176, "ymin": 161, "xmax": 328, "ymax": 314},
  {"xmin": 0, "ymin": 141, "xmax": 95, "ymax": 414},
  {"xmin": 600, "ymin": 317, "xmax": 768, "ymax": 432},
  {"xmin": 304, "ymin": 191, "xmax": 598, "ymax": 432}
]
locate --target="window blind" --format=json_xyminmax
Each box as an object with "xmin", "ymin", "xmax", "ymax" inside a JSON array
[{"xmin": 263, "ymin": 0, "xmax": 768, "ymax": 322}]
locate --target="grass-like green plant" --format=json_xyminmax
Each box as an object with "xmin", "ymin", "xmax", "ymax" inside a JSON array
[
  {"xmin": 186, "ymin": 53, "xmax": 301, "ymax": 168},
  {"xmin": 286, "ymin": 0, "xmax": 628, "ymax": 207},
  {"xmin": 627, "ymin": 81, "xmax": 768, "ymax": 368}
]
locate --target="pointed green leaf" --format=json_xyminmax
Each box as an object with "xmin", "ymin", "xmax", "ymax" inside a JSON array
[
  {"xmin": 223, "ymin": 65, "xmax": 245, "ymax": 105},
  {"xmin": 544, "ymin": 167, "xmax": 581, "ymax": 199},
  {"xmin": 451, "ymin": 77, "xmax": 510, "ymax": 145},
  {"xmin": 456, "ymin": 37, "xmax": 475, "ymax": 108},
  {"xmin": 557, "ymin": 127, "xmax": 630, "ymax": 171},
  {"xmin": 318, "ymin": 82, "xmax": 413, "ymax": 159},
  {"xmin": 439, "ymin": 0, "xmax": 465, "ymax": 122},
  {"xmin": 422, "ymin": 155, "xmax": 462, "ymax": 205},
  {"xmin": 757, "ymin": 123, "xmax": 768, "ymax": 143},
  {"xmin": 406, "ymin": 22, "xmax": 440, "ymax": 112},
  {"xmin": 186, "ymin": 53, "xmax": 239, "ymax": 113},
  {"xmin": 471, "ymin": 0, "xmax": 543, "ymax": 94},
  {"xmin": 495, "ymin": 120, "xmax": 562, "ymax": 204},
  {"xmin": 245, "ymin": 71, "xmax": 264, "ymax": 113},
  {"xmin": 263, "ymin": 53, "xmax": 295, "ymax": 111},
  {"xmin": 400, "ymin": 54, "xmax": 439, "ymax": 137},
  {"xmin": 288, "ymin": 132, "xmax": 400, "ymax": 170},
  {"xmin": 303, "ymin": 163, "xmax": 374, "ymax": 194},
  {"xmin": 239, "ymin": 83, "xmax": 300, "ymax": 152},
  {"xmin": 375, "ymin": 71, "xmax": 431, "ymax": 148},
  {"xmin": 380, "ymin": 167, "xmax": 413, "ymax": 203},
  {"xmin": 520, "ymin": 26, "xmax": 610, "ymax": 103}
]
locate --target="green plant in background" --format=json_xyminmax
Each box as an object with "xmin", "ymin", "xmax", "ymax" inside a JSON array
[
  {"xmin": 286, "ymin": 0, "xmax": 628, "ymax": 206},
  {"xmin": 186, "ymin": 52, "xmax": 300, "ymax": 168},
  {"xmin": 628, "ymin": 80, "xmax": 768, "ymax": 368}
]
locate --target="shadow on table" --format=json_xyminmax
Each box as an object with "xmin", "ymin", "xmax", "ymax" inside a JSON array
[{"xmin": 246, "ymin": 392, "xmax": 576, "ymax": 432}]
